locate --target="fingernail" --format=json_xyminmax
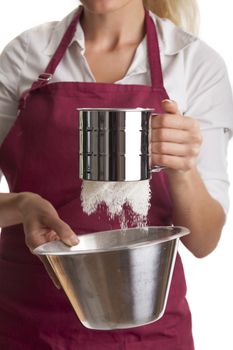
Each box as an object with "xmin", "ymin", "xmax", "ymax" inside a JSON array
[
  {"xmin": 162, "ymin": 99, "xmax": 174, "ymax": 103},
  {"xmin": 63, "ymin": 234, "xmax": 79, "ymax": 246}
]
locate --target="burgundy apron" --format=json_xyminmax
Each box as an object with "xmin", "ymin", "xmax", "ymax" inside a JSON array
[{"xmin": 0, "ymin": 9, "xmax": 194, "ymax": 350}]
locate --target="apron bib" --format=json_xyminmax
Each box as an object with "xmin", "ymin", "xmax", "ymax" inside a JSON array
[{"xmin": 0, "ymin": 8, "xmax": 194, "ymax": 350}]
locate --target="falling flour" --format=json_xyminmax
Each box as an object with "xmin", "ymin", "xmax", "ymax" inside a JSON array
[{"xmin": 81, "ymin": 180, "xmax": 151, "ymax": 228}]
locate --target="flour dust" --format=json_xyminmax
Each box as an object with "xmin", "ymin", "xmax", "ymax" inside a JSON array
[{"xmin": 81, "ymin": 180, "xmax": 151, "ymax": 228}]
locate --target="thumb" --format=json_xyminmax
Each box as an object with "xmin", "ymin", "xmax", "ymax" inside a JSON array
[
  {"xmin": 162, "ymin": 99, "xmax": 180, "ymax": 115},
  {"xmin": 48, "ymin": 216, "xmax": 79, "ymax": 247}
]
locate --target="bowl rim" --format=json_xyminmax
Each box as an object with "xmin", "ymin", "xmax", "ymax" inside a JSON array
[{"xmin": 33, "ymin": 226, "xmax": 190, "ymax": 256}]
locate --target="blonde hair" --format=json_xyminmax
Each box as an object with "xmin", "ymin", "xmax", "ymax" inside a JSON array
[{"xmin": 143, "ymin": 0, "xmax": 199, "ymax": 34}]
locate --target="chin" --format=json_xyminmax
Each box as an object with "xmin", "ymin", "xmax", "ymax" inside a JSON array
[{"xmin": 80, "ymin": 0, "xmax": 133, "ymax": 14}]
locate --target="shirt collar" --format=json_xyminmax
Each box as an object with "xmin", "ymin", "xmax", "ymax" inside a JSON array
[
  {"xmin": 153, "ymin": 12, "xmax": 198, "ymax": 55},
  {"xmin": 44, "ymin": 7, "xmax": 197, "ymax": 57}
]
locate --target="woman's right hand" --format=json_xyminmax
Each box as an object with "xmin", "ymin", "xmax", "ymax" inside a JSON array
[
  {"xmin": 17, "ymin": 192, "xmax": 79, "ymax": 250},
  {"xmin": 16, "ymin": 192, "xmax": 79, "ymax": 288}
]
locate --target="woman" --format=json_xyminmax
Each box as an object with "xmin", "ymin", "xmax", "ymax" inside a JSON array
[{"xmin": 0, "ymin": 0, "xmax": 232, "ymax": 349}]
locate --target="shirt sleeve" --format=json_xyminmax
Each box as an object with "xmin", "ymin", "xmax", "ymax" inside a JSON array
[
  {"xmin": 197, "ymin": 128, "xmax": 231, "ymax": 214},
  {"xmin": 184, "ymin": 40, "xmax": 233, "ymax": 213},
  {"xmin": 0, "ymin": 31, "xmax": 29, "ymax": 146}
]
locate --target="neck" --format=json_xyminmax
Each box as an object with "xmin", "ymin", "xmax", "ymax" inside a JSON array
[{"xmin": 80, "ymin": 1, "xmax": 146, "ymax": 51}]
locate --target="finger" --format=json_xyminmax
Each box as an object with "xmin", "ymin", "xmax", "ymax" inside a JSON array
[
  {"xmin": 46, "ymin": 217, "xmax": 79, "ymax": 247},
  {"xmin": 24, "ymin": 217, "xmax": 79, "ymax": 249},
  {"xmin": 151, "ymin": 153, "xmax": 195, "ymax": 171},
  {"xmin": 24, "ymin": 226, "xmax": 52, "ymax": 250},
  {"xmin": 161, "ymin": 99, "xmax": 180, "ymax": 115},
  {"xmin": 151, "ymin": 128, "xmax": 190, "ymax": 143},
  {"xmin": 151, "ymin": 115, "xmax": 196, "ymax": 131},
  {"xmin": 45, "ymin": 230, "xmax": 60, "ymax": 241},
  {"xmin": 39, "ymin": 256, "xmax": 61, "ymax": 289},
  {"xmin": 151, "ymin": 142, "xmax": 200, "ymax": 157}
]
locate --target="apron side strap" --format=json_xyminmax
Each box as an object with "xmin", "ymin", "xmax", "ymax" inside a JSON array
[{"xmin": 18, "ymin": 73, "xmax": 53, "ymax": 110}]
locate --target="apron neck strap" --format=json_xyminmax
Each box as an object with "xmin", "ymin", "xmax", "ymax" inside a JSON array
[
  {"xmin": 44, "ymin": 9, "xmax": 82, "ymax": 75},
  {"xmin": 30, "ymin": 8, "xmax": 164, "ymax": 91},
  {"xmin": 145, "ymin": 10, "xmax": 164, "ymax": 89},
  {"xmin": 26, "ymin": 8, "xmax": 82, "ymax": 93}
]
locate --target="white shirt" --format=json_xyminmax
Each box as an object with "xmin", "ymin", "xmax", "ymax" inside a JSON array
[{"xmin": 0, "ymin": 7, "xmax": 233, "ymax": 213}]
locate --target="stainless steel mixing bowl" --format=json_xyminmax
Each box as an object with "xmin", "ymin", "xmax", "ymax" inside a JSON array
[{"xmin": 34, "ymin": 226, "xmax": 189, "ymax": 330}]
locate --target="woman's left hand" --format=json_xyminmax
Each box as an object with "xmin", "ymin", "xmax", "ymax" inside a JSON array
[{"xmin": 150, "ymin": 99, "xmax": 203, "ymax": 172}]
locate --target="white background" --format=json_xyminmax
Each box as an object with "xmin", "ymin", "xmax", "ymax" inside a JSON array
[{"xmin": 0, "ymin": 1, "xmax": 232, "ymax": 349}]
